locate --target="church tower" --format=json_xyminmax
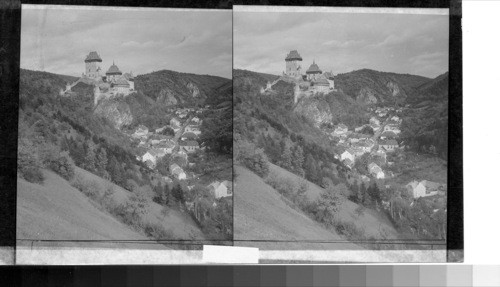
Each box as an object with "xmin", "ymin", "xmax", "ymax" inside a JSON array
[
  {"xmin": 84, "ymin": 51, "xmax": 102, "ymax": 79},
  {"xmin": 285, "ymin": 50, "xmax": 303, "ymax": 78}
]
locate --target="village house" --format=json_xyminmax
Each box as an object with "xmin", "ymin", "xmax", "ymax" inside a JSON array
[
  {"xmin": 155, "ymin": 126, "xmax": 167, "ymax": 134},
  {"xmin": 141, "ymin": 148, "xmax": 165, "ymax": 168},
  {"xmin": 333, "ymin": 124, "xmax": 348, "ymax": 136},
  {"xmin": 384, "ymin": 124, "xmax": 401, "ymax": 134},
  {"xmin": 370, "ymin": 123, "xmax": 380, "ymax": 132},
  {"xmin": 351, "ymin": 146, "xmax": 365, "ymax": 157},
  {"xmin": 368, "ymin": 162, "xmax": 385, "ymax": 179},
  {"xmin": 185, "ymin": 124, "xmax": 201, "ymax": 136},
  {"xmin": 391, "ymin": 115, "xmax": 401, "ymax": 122},
  {"xmin": 370, "ymin": 117, "xmax": 380, "ymax": 126},
  {"xmin": 180, "ymin": 140, "xmax": 200, "ymax": 153},
  {"xmin": 374, "ymin": 148, "xmax": 387, "ymax": 163},
  {"xmin": 379, "ymin": 139, "xmax": 399, "ymax": 152},
  {"xmin": 170, "ymin": 117, "xmax": 181, "ymax": 128},
  {"xmin": 354, "ymin": 125, "xmax": 367, "ymax": 132},
  {"xmin": 356, "ymin": 141, "xmax": 372, "ymax": 153},
  {"xmin": 133, "ymin": 125, "xmax": 149, "ymax": 139},
  {"xmin": 170, "ymin": 163, "xmax": 187, "ymax": 180},
  {"xmin": 208, "ymin": 180, "xmax": 232, "ymax": 199},
  {"xmin": 191, "ymin": 117, "xmax": 201, "ymax": 124},
  {"xmin": 157, "ymin": 140, "xmax": 176, "ymax": 154},
  {"xmin": 181, "ymin": 132, "xmax": 198, "ymax": 141},
  {"xmin": 341, "ymin": 149, "xmax": 355, "ymax": 162},
  {"xmin": 406, "ymin": 180, "xmax": 444, "ymax": 199},
  {"xmin": 343, "ymin": 158, "xmax": 354, "ymax": 169},
  {"xmin": 380, "ymin": 131, "xmax": 398, "ymax": 140}
]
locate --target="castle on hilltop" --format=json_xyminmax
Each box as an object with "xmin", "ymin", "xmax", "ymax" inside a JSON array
[
  {"xmin": 61, "ymin": 51, "xmax": 136, "ymax": 105},
  {"xmin": 262, "ymin": 50, "xmax": 336, "ymax": 102}
]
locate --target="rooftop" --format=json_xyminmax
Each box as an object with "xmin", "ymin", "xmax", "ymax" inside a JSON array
[
  {"xmin": 85, "ymin": 51, "xmax": 102, "ymax": 63},
  {"xmin": 306, "ymin": 61, "xmax": 322, "ymax": 74},
  {"xmin": 106, "ymin": 62, "xmax": 122, "ymax": 75},
  {"xmin": 285, "ymin": 50, "xmax": 303, "ymax": 61}
]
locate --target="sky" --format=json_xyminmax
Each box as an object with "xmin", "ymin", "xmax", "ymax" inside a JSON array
[
  {"xmin": 234, "ymin": 10, "xmax": 449, "ymax": 78},
  {"xmin": 21, "ymin": 5, "xmax": 232, "ymax": 78}
]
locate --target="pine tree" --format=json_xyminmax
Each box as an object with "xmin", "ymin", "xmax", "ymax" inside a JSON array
[
  {"xmin": 83, "ymin": 139, "xmax": 97, "ymax": 172},
  {"xmin": 291, "ymin": 145, "xmax": 305, "ymax": 176},
  {"xmin": 95, "ymin": 147, "xmax": 108, "ymax": 177}
]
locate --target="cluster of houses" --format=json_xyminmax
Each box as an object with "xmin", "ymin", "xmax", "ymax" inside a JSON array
[
  {"xmin": 331, "ymin": 107, "xmax": 406, "ymax": 181},
  {"xmin": 128, "ymin": 108, "xmax": 232, "ymax": 215},
  {"xmin": 133, "ymin": 115, "xmax": 203, "ymax": 170}
]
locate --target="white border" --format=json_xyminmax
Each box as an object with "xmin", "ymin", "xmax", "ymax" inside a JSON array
[{"xmin": 233, "ymin": 5, "xmax": 449, "ymax": 15}]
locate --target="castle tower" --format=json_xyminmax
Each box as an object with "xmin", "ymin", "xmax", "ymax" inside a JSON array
[
  {"xmin": 84, "ymin": 51, "xmax": 103, "ymax": 79},
  {"xmin": 285, "ymin": 50, "xmax": 303, "ymax": 78},
  {"xmin": 105, "ymin": 61, "xmax": 123, "ymax": 83},
  {"xmin": 306, "ymin": 60, "xmax": 322, "ymax": 81}
]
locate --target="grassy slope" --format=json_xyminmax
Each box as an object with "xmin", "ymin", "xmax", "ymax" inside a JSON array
[
  {"xmin": 234, "ymin": 166, "xmax": 360, "ymax": 250},
  {"xmin": 268, "ymin": 163, "xmax": 399, "ymax": 240},
  {"xmin": 17, "ymin": 170, "xmax": 164, "ymax": 249},
  {"xmin": 75, "ymin": 167, "xmax": 205, "ymax": 240}
]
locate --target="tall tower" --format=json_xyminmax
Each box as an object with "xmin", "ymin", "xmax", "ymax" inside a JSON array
[
  {"xmin": 84, "ymin": 51, "xmax": 102, "ymax": 79},
  {"xmin": 285, "ymin": 50, "xmax": 303, "ymax": 78}
]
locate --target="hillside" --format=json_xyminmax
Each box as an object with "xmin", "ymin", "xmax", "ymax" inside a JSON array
[
  {"xmin": 234, "ymin": 166, "xmax": 360, "ymax": 250},
  {"xmin": 400, "ymin": 72, "xmax": 449, "ymax": 158},
  {"xmin": 17, "ymin": 169, "xmax": 165, "ymax": 249},
  {"xmin": 268, "ymin": 163, "xmax": 399, "ymax": 240},
  {"xmin": 75, "ymin": 167, "xmax": 205, "ymax": 240},
  {"xmin": 334, "ymin": 69, "xmax": 430, "ymax": 105},
  {"xmin": 134, "ymin": 69, "xmax": 231, "ymax": 107},
  {"xmin": 233, "ymin": 69, "xmax": 280, "ymax": 90}
]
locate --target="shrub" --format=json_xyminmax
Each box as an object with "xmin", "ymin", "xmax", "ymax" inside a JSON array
[
  {"xmin": 235, "ymin": 140, "xmax": 270, "ymax": 177},
  {"xmin": 144, "ymin": 222, "xmax": 174, "ymax": 240},
  {"xmin": 18, "ymin": 139, "xmax": 45, "ymax": 184},
  {"xmin": 48, "ymin": 151, "xmax": 75, "ymax": 180},
  {"xmin": 71, "ymin": 175, "xmax": 100, "ymax": 200}
]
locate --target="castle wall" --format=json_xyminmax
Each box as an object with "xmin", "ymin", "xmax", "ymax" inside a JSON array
[
  {"xmin": 85, "ymin": 61, "xmax": 101, "ymax": 79},
  {"xmin": 286, "ymin": 60, "xmax": 301, "ymax": 77}
]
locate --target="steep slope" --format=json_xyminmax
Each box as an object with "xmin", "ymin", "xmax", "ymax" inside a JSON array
[
  {"xmin": 233, "ymin": 69, "xmax": 280, "ymax": 90},
  {"xmin": 400, "ymin": 72, "xmax": 449, "ymax": 158},
  {"xmin": 76, "ymin": 167, "xmax": 205, "ymax": 240},
  {"xmin": 134, "ymin": 69, "xmax": 230, "ymax": 106},
  {"xmin": 334, "ymin": 69, "xmax": 430, "ymax": 104},
  {"xmin": 234, "ymin": 166, "xmax": 360, "ymax": 250},
  {"xmin": 17, "ymin": 169, "xmax": 165, "ymax": 249},
  {"xmin": 268, "ymin": 164, "xmax": 399, "ymax": 240}
]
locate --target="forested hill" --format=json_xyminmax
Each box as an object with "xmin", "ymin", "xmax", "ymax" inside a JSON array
[
  {"xmin": 233, "ymin": 69, "xmax": 280, "ymax": 90},
  {"xmin": 134, "ymin": 70, "xmax": 230, "ymax": 107},
  {"xmin": 400, "ymin": 72, "xmax": 449, "ymax": 159},
  {"xmin": 334, "ymin": 69, "xmax": 430, "ymax": 105}
]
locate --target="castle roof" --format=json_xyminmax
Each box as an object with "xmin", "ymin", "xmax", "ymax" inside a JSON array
[
  {"xmin": 113, "ymin": 77, "xmax": 130, "ymax": 87},
  {"xmin": 85, "ymin": 51, "xmax": 102, "ymax": 62},
  {"xmin": 306, "ymin": 61, "xmax": 322, "ymax": 74},
  {"xmin": 106, "ymin": 62, "xmax": 122, "ymax": 75},
  {"xmin": 285, "ymin": 50, "xmax": 303, "ymax": 61},
  {"xmin": 313, "ymin": 75, "xmax": 329, "ymax": 86}
]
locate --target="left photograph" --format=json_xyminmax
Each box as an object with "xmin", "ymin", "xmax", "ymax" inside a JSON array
[{"xmin": 17, "ymin": 5, "xmax": 233, "ymax": 251}]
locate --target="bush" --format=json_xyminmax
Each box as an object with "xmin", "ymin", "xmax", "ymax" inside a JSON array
[
  {"xmin": 48, "ymin": 151, "xmax": 75, "ymax": 180},
  {"xmin": 144, "ymin": 222, "xmax": 174, "ymax": 240},
  {"xmin": 71, "ymin": 175, "xmax": 100, "ymax": 200},
  {"xmin": 18, "ymin": 139, "xmax": 45, "ymax": 184},
  {"xmin": 235, "ymin": 139, "xmax": 270, "ymax": 177}
]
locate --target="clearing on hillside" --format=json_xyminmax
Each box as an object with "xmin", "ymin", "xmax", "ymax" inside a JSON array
[{"xmin": 17, "ymin": 170, "xmax": 164, "ymax": 249}]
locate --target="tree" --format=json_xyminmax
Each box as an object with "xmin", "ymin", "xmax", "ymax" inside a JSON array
[
  {"xmin": 350, "ymin": 180, "xmax": 360, "ymax": 203},
  {"xmin": 360, "ymin": 126, "xmax": 374, "ymax": 135},
  {"xmin": 95, "ymin": 147, "xmax": 108, "ymax": 177},
  {"xmin": 171, "ymin": 183, "xmax": 185, "ymax": 204},
  {"xmin": 107, "ymin": 155, "xmax": 125, "ymax": 186},
  {"xmin": 125, "ymin": 189, "xmax": 150, "ymax": 219},
  {"xmin": 304, "ymin": 153, "xmax": 319, "ymax": 184},
  {"xmin": 291, "ymin": 145, "xmax": 305, "ymax": 176},
  {"xmin": 315, "ymin": 187, "xmax": 344, "ymax": 225},
  {"xmin": 83, "ymin": 139, "xmax": 97, "ymax": 172},
  {"xmin": 278, "ymin": 138, "xmax": 293, "ymax": 170}
]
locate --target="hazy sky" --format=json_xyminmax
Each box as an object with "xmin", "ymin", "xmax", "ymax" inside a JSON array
[
  {"xmin": 21, "ymin": 5, "xmax": 232, "ymax": 78},
  {"xmin": 234, "ymin": 10, "xmax": 449, "ymax": 78}
]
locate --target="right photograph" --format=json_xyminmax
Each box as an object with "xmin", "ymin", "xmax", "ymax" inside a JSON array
[{"xmin": 233, "ymin": 6, "xmax": 449, "ymax": 262}]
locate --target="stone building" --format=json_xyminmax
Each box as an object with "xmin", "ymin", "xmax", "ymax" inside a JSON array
[
  {"xmin": 284, "ymin": 50, "xmax": 303, "ymax": 78},
  {"xmin": 105, "ymin": 61, "xmax": 123, "ymax": 82},
  {"xmin": 84, "ymin": 51, "xmax": 103, "ymax": 79},
  {"xmin": 306, "ymin": 60, "xmax": 322, "ymax": 81}
]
